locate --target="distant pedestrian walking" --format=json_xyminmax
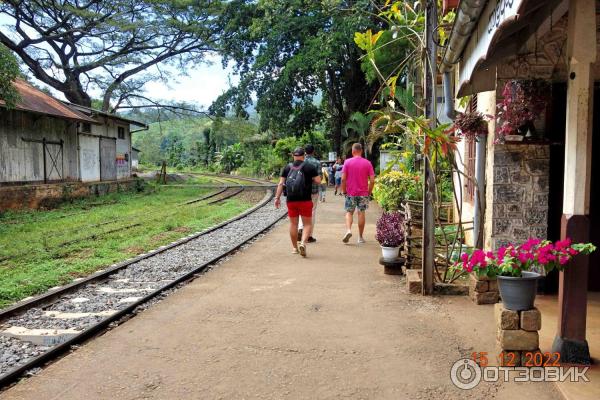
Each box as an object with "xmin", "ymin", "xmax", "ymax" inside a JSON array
[
  {"xmin": 341, "ymin": 143, "xmax": 375, "ymax": 244},
  {"xmin": 334, "ymin": 158, "xmax": 343, "ymax": 195},
  {"xmin": 275, "ymin": 147, "xmax": 321, "ymax": 257},
  {"xmin": 319, "ymin": 163, "xmax": 328, "ymax": 203},
  {"xmin": 297, "ymin": 144, "xmax": 321, "ymax": 243}
]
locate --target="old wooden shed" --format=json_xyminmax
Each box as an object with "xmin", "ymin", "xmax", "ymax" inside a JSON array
[{"xmin": 0, "ymin": 79, "xmax": 147, "ymax": 185}]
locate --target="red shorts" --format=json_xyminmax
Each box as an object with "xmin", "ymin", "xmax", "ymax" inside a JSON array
[{"xmin": 287, "ymin": 200, "xmax": 313, "ymax": 218}]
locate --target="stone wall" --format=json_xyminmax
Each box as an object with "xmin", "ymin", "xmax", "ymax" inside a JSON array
[
  {"xmin": 488, "ymin": 145, "xmax": 550, "ymax": 249},
  {"xmin": 0, "ymin": 179, "xmax": 140, "ymax": 211}
]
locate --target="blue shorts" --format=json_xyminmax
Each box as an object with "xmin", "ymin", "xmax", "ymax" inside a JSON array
[
  {"xmin": 335, "ymin": 177, "xmax": 342, "ymax": 185},
  {"xmin": 345, "ymin": 196, "xmax": 370, "ymax": 212}
]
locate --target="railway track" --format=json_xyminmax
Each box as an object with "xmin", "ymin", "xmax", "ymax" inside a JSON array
[
  {"xmin": 0, "ymin": 187, "xmax": 248, "ymax": 262},
  {"xmin": 0, "ymin": 187, "xmax": 286, "ymax": 388}
]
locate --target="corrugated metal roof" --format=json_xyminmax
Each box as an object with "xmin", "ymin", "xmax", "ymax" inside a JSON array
[
  {"xmin": 67, "ymin": 103, "xmax": 148, "ymax": 129},
  {"xmin": 0, "ymin": 79, "xmax": 97, "ymax": 123}
]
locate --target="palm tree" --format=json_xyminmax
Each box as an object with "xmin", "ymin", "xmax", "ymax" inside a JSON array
[{"xmin": 343, "ymin": 111, "xmax": 374, "ymax": 157}]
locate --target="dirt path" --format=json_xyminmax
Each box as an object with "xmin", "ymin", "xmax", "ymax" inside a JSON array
[{"xmin": 1, "ymin": 195, "xmax": 561, "ymax": 400}]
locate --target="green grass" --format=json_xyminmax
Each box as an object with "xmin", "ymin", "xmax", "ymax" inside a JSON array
[{"xmin": 0, "ymin": 186, "xmax": 255, "ymax": 308}]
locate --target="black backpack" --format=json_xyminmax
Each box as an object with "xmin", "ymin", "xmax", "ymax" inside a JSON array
[{"xmin": 285, "ymin": 162, "xmax": 306, "ymax": 198}]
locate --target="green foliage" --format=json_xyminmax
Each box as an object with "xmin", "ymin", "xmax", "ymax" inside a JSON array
[
  {"xmin": 0, "ymin": 1, "xmax": 228, "ymax": 109},
  {"xmin": 0, "ymin": 186, "xmax": 254, "ymax": 308},
  {"xmin": 217, "ymin": 143, "xmax": 245, "ymax": 173},
  {"xmin": 0, "ymin": 44, "xmax": 20, "ymax": 108},
  {"xmin": 212, "ymin": 0, "xmax": 381, "ymax": 151},
  {"xmin": 373, "ymin": 170, "xmax": 422, "ymax": 211},
  {"xmin": 132, "ymin": 116, "xmax": 258, "ymax": 168}
]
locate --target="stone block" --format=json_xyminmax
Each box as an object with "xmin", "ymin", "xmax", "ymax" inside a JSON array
[
  {"xmin": 488, "ymin": 279, "xmax": 498, "ymax": 292},
  {"xmin": 492, "ymin": 219, "xmax": 511, "ymax": 235},
  {"xmin": 495, "ymin": 303, "xmax": 519, "ymax": 330},
  {"xmin": 406, "ymin": 269, "xmax": 422, "ymax": 294},
  {"xmin": 520, "ymin": 308, "xmax": 542, "ymax": 331},
  {"xmin": 511, "ymin": 227, "xmax": 529, "ymax": 239},
  {"xmin": 531, "ymin": 227, "xmax": 548, "ymax": 238},
  {"xmin": 525, "ymin": 159, "xmax": 550, "ymax": 175},
  {"xmin": 469, "ymin": 274, "xmax": 488, "ymax": 293},
  {"xmin": 471, "ymin": 290, "xmax": 499, "ymax": 305},
  {"xmin": 494, "ymin": 185, "xmax": 525, "ymax": 204},
  {"xmin": 533, "ymin": 193, "xmax": 549, "ymax": 207},
  {"xmin": 524, "ymin": 209, "xmax": 547, "ymax": 226},
  {"xmin": 494, "ymin": 167, "xmax": 510, "ymax": 184},
  {"xmin": 533, "ymin": 175, "xmax": 549, "ymax": 191},
  {"xmin": 506, "ymin": 204, "xmax": 522, "ymax": 218},
  {"xmin": 510, "ymin": 171, "xmax": 531, "ymax": 184},
  {"xmin": 495, "ymin": 150, "xmax": 524, "ymax": 166},
  {"xmin": 497, "ymin": 329, "xmax": 539, "ymax": 351}
]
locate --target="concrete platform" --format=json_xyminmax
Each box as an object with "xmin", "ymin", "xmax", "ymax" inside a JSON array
[{"xmin": 1, "ymin": 195, "xmax": 561, "ymax": 399}]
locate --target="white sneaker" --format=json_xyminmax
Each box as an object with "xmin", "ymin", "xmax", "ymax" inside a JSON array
[
  {"xmin": 357, "ymin": 237, "xmax": 366, "ymax": 244},
  {"xmin": 342, "ymin": 231, "xmax": 352, "ymax": 243},
  {"xmin": 298, "ymin": 242, "xmax": 307, "ymax": 257}
]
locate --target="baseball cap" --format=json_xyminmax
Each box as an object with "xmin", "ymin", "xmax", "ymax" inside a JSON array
[{"xmin": 292, "ymin": 147, "xmax": 305, "ymax": 156}]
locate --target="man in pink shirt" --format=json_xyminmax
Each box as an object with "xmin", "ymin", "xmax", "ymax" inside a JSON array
[{"xmin": 340, "ymin": 143, "xmax": 375, "ymax": 244}]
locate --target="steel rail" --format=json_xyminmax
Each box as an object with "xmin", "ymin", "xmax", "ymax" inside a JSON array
[
  {"xmin": 0, "ymin": 188, "xmax": 275, "ymax": 321},
  {"xmin": 0, "ymin": 189, "xmax": 284, "ymax": 388}
]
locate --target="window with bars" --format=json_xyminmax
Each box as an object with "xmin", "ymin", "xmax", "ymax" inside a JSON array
[{"xmin": 464, "ymin": 95, "xmax": 478, "ymax": 204}]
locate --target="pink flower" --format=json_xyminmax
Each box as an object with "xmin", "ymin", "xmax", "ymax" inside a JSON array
[
  {"xmin": 559, "ymin": 256, "xmax": 570, "ymax": 265},
  {"xmin": 555, "ymin": 238, "xmax": 572, "ymax": 250},
  {"xmin": 497, "ymin": 246, "xmax": 507, "ymax": 260},
  {"xmin": 518, "ymin": 252, "xmax": 530, "ymax": 264}
]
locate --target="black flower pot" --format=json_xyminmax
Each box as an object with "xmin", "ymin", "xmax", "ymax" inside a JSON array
[{"xmin": 497, "ymin": 271, "xmax": 541, "ymax": 311}]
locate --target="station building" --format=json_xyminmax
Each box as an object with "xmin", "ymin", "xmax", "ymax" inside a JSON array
[
  {"xmin": 442, "ymin": 0, "xmax": 600, "ymax": 378},
  {"xmin": 0, "ymin": 79, "xmax": 147, "ymax": 209}
]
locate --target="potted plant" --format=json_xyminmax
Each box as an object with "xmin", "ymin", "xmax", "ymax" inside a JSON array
[
  {"xmin": 496, "ymin": 79, "xmax": 550, "ymax": 143},
  {"xmin": 375, "ymin": 211, "xmax": 405, "ymax": 260},
  {"xmin": 453, "ymin": 111, "xmax": 490, "ymax": 142},
  {"xmin": 452, "ymin": 238, "xmax": 596, "ymax": 311}
]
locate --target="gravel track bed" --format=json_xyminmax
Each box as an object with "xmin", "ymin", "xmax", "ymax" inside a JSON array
[
  {"xmin": 0, "ymin": 196, "xmax": 286, "ymax": 378},
  {"xmin": 0, "ymin": 336, "xmax": 49, "ymax": 375}
]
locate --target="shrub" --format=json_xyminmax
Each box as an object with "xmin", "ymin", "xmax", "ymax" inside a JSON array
[{"xmin": 373, "ymin": 171, "xmax": 422, "ymax": 211}]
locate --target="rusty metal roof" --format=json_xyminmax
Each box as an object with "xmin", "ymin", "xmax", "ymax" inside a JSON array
[
  {"xmin": 0, "ymin": 79, "xmax": 97, "ymax": 123},
  {"xmin": 66, "ymin": 103, "xmax": 148, "ymax": 129}
]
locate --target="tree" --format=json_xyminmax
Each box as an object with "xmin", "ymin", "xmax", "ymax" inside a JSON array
[
  {"xmin": 0, "ymin": 44, "xmax": 20, "ymax": 108},
  {"xmin": 210, "ymin": 0, "xmax": 382, "ymax": 153},
  {"xmin": 0, "ymin": 1, "xmax": 225, "ymax": 110},
  {"xmin": 343, "ymin": 111, "xmax": 373, "ymax": 157}
]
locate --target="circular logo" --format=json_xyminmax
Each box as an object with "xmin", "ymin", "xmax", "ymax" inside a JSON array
[{"xmin": 450, "ymin": 358, "xmax": 482, "ymax": 390}]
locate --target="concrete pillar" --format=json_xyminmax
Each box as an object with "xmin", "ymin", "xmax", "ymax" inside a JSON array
[{"xmin": 552, "ymin": 0, "xmax": 596, "ymax": 365}]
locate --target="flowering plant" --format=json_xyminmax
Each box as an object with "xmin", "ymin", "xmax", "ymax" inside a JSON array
[
  {"xmin": 453, "ymin": 111, "xmax": 490, "ymax": 142},
  {"xmin": 452, "ymin": 238, "xmax": 596, "ymax": 278},
  {"xmin": 375, "ymin": 211, "xmax": 405, "ymax": 247},
  {"xmin": 496, "ymin": 79, "xmax": 550, "ymax": 140}
]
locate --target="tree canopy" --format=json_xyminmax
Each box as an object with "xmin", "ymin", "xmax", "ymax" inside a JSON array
[
  {"xmin": 210, "ymin": 0, "xmax": 383, "ymax": 153},
  {"xmin": 0, "ymin": 0, "xmax": 228, "ymax": 111},
  {"xmin": 0, "ymin": 44, "xmax": 20, "ymax": 108}
]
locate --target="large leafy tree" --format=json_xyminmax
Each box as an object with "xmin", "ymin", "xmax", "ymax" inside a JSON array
[
  {"xmin": 0, "ymin": 44, "xmax": 20, "ymax": 108},
  {"xmin": 211, "ymin": 0, "xmax": 381, "ymax": 153},
  {"xmin": 0, "ymin": 0, "xmax": 226, "ymax": 111}
]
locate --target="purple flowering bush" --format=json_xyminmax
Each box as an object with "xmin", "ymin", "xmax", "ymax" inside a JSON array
[{"xmin": 375, "ymin": 211, "xmax": 405, "ymax": 247}]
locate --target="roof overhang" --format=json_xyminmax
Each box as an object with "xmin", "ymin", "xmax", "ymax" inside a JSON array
[
  {"xmin": 66, "ymin": 103, "xmax": 149, "ymax": 130},
  {"xmin": 0, "ymin": 79, "xmax": 97, "ymax": 124},
  {"xmin": 444, "ymin": 0, "xmax": 565, "ymax": 97}
]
